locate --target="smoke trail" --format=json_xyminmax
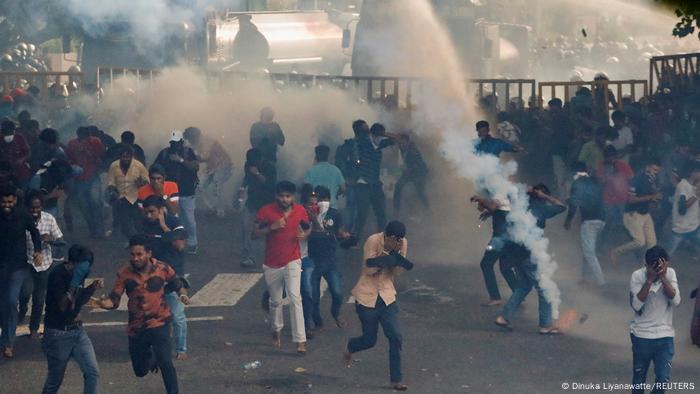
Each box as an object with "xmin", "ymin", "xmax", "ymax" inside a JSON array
[{"xmin": 357, "ymin": 0, "xmax": 562, "ymax": 317}]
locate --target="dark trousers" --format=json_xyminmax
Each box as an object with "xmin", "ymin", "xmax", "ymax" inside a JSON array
[
  {"xmin": 19, "ymin": 266, "xmax": 52, "ymax": 332},
  {"xmin": 42, "ymin": 327, "xmax": 100, "ymax": 394},
  {"xmin": 301, "ymin": 257, "xmax": 315, "ymax": 329},
  {"xmin": 128, "ymin": 323, "xmax": 179, "ymax": 394},
  {"xmin": 72, "ymin": 176, "xmax": 103, "ymax": 237},
  {"xmin": 311, "ymin": 264, "xmax": 343, "ymax": 327},
  {"xmin": 113, "ymin": 198, "xmax": 140, "ymax": 241},
  {"xmin": 0, "ymin": 265, "xmax": 30, "ymax": 347},
  {"xmin": 479, "ymin": 237, "xmax": 520, "ymax": 301},
  {"xmin": 393, "ymin": 173, "xmax": 428, "ymax": 214},
  {"xmin": 347, "ymin": 298, "xmax": 403, "ymax": 383},
  {"xmin": 353, "ymin": 183, "xmax": 387, "ymax": 237},
  {"xmin": 631, "ymin": 335, "xmax": 674, "ymax": 394}
]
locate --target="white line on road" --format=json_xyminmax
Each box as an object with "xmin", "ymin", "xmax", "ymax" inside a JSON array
[
  {"xmin": 16, "ymin": 316, "xmax": 225, "ymax": 335},
  {"xmin": 189, "ymin": 273, "xmax": 263, "ymax": 307}
]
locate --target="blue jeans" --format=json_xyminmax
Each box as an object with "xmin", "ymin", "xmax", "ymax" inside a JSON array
[
  {"xmin": 479, "ymin": 237, "xmax": 520, "ymax": 301},
  {"xmin": 1, "ymin": 265, "xmax": 30, "ymax": 347},
  {"xmin": 631, "ymin": 335, "xmax": 674, "ymax": 394},
  {"xmin": 72, "ymin": 176, "xmax": 103, "ymax": 236},
  {"xmin": 311, "ymin": 264, "xmax": 343, "ymax": 327},
  {"xmin": 165, "ymin": 292, "xmax": 188, "ymax": 353},
  {"xmin": 42, "ymin": 327, "xmax": 100, "ymax": 394},
  {"xmin": 344, "ymin": 184, "xmax": 358, "ymax": 233},
  {"xmin": 666, "ymin": 228, "xmax": 700, "ymax": 256},
  {"xmin": 502, "ymin": 252, "xmax": 553, "ymax": 328},
  {"xmin": 179, "ymin": 195, "xmax": 197, "ymax": 247},
  {"xmin": 580, "ymin": 220, "xmax": 606, "ymax": 286},
  {"xmin": 301, "ymin": 257, "xmax": 315, "ymax": 329},
  {"xmin": 348, "ymin": 298, "xmax": 403, "ymax": 383}
]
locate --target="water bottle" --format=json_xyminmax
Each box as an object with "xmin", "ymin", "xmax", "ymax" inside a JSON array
[{"xmin": 242, "ymin": 361, "xmax": 262, "ymax": 370}]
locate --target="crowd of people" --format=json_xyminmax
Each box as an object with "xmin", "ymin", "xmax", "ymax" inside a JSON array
[
  {"xmin": 472, "ymin": 80, "xmax": 700, "ymax": 392},
  {"xmin": 0, "ymin": 95, "xmax": 431, "ymax": 392},
  {"xmin": 0, "ymin": 73, "xmax": 700, "ymax": 393}
]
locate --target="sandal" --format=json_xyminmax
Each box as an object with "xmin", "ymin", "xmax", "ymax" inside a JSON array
[
  {"xmin": 538, "ymin": 327, "xmax": 562, "ymax": 335},
  {"xmin": 494, "ymin": 316, "xmax": 512, "ymax": 330}
]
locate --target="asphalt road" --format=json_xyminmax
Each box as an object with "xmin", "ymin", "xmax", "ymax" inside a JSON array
[{"xmin": 1, "ymin": 209, "xmax": 699, "ymax": 394}]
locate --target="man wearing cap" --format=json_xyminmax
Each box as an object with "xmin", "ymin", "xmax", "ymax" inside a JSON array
[{"xmin": 154, "ymin": 130, "xmax": 199, "ymax": 254}]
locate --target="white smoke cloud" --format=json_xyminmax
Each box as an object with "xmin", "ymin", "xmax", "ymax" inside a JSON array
[{"xmin": 357, "ymin": 0, "xmax": 563, "ymax": 317}]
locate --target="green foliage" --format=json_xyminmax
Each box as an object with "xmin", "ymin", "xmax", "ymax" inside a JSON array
[{"xmin": 659, "ymin": 0, "xmax": 700, "ymax": 39}]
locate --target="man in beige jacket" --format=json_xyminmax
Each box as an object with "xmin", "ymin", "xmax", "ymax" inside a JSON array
[{"xmin": 344, "ymin": 220, "xmax": 412, "ymax": 391}]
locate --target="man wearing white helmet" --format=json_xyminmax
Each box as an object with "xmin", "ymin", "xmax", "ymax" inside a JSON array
[{"xmin": 154, "ymin": 130, "xmax": 200, "ymax": 254}]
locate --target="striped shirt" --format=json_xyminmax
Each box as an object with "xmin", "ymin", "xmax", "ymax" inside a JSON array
[
  {"xmin": 26, "ymin": 211, "xmax": 63, "ymax": 272},
  {"xmin": 357, "ymin": 135, "xmax": 393, "ymax": 184}
]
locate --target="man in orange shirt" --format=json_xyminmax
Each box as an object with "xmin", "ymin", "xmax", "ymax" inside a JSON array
[
  {"xmin": 137, "ymin": 164, "xmax": 180, "ymax": 215},
  {"xmin": 344, "ymin": 221, "xmax": 412, "ymax": 391},
  {"xmin": 95, "ymin": 235, "xmax": 189, "ymax": 394}
]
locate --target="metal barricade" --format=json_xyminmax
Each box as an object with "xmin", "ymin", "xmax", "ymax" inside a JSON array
[
  {"xmin": 468, "ymin": 79, "xmax": 536, "ymax": 110},
  {"xmin": 96, "ymin": 66, "xmax": 159, "ymax": 93},
  {"xmin": 0, "ymin": 71, "xmax": 84, "ymax": 97},
  {"xmin": 649, "ymin": 52, "xmax": 700, "ymax": 93},
  {"xmin": 537, "ymin": 80, "xmax": 647, "ymax": 109}
]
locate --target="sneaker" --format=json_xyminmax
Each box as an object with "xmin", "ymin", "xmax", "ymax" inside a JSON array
[
  {"xmin": 186, "ymin": 245, "xmax": 198, "ymax": 255},
  {"xmin": 240, "ymin": 258, "xmax": 255, "ymax": 268}
]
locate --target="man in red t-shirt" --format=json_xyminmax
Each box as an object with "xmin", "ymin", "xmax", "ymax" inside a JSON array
[
  {"xmin": 596, "ymin": 146, "xmax": 633, "ymax": 228},
  {"xmin": 254, "ymin": 181, "xmax": 311, "ymax": 354},
  {"xmin": 0, "ymin": 120, "xmax": 32, "ymax": 186},
  {"xmin": 66, "ymin": 126, "xmax": 105, "ymax": 237}
]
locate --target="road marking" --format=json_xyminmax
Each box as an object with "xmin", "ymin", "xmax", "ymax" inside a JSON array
[
  {"xmin": 16, "ymin": 316, "xmax": 225, "ymax": 335},
  {"xmin": 189, "ymin": 273, "xmax": 263, "ymax": 307}
]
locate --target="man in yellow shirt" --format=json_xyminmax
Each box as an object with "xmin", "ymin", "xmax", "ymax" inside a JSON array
[
  {"xmin": 344, "ymin": 220, "xmax": 412, "ymax": 391},
  {"xmin": 106, "ymin": 145, "xmax": 148, "ymax": 242}
]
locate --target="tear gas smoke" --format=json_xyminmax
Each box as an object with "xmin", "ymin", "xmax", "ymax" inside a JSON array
[{"xmin": 355, "ymin": 0, "xmax": 563, "ymax": 317}]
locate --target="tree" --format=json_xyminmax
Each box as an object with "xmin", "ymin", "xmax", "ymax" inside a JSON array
[{"xmin": 659, "ymin": 0, "xmax": 700, "ymax": 39}]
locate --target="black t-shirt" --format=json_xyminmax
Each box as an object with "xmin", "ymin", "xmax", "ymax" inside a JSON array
[
  {"xmin": 244, "ymin": 160, "xmax": 276, "ymax": 212},
  {"xmin": 44, "ymin": 264, "xmax": 96, "ymax": 329},
  {"xmin": 491, "ymin": 209, "xmax": 509, "ymax": 238},
  {"xmin": 625, "ymin": 172, "xmax": 657, "ymax": 214},
  {"xmin": 154, "ymin": 146, "xmax": 199, "ymax": 196},
  {"xmin": 141, "ymin": 214, "xmax": 183, "ymax": 257},
  {"xmin": 308, "ymin": 208, "xmax": 343, "ymax": 266}
]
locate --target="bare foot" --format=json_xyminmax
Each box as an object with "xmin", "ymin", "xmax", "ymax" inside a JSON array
[
  {"xmin": 272, "ymin": 331, "xmax": 281, "ymax": 348},
  {"xmin": 342, "ymin": 351, "xmax": 352, "ymax": 368},
  {"xmin": 481, "ymin": 299, "xmax": 503, "ymax": 307},
  {"xmin": 2, "ymin": 347, "xmax": 13, "ymax": 359},
  {"xmin": 296, "ymin": 342, "xmax": 307, "ymax": 354},
  {"xmin": 176, "ymin": 352, "xmax": 189, "ymax": 361}
]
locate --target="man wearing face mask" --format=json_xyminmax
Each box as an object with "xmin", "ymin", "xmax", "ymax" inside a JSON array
[
  {"xmin": 611, "ymin": 158, "xmax": 663, "ymax": 264},
  {"xmin": 154, "ymin": 130, "xmax": 199, "ymax": 254},
  {"xmin": 0, "ymin": 184, "xmax": 42, "ymax": 359},
  {"xmin": 41, "ymin": 244, "xmax": 101, "ymax": 394},
  {"xmin": 0, "ymin": 120, "xmax": 32, "ymax": 188}
]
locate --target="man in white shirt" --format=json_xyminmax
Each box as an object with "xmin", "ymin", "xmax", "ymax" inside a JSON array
[
  {"xmin": 608, "ymin": 110, "xmax": 634, "ymax": 157},
  {"xmin": 668, "ymin": 165, "xmax": 700, "ymax": 256},
  {"xmin": 629, "ymin": 246, "xmax": 680, "ymax": 394},
  {"xmin": 18, "ymin": 191, "xmax": 63, "ymax": 338}
]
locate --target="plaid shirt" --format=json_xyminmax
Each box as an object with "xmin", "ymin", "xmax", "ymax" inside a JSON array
[{"xmin": 26, "ymin": 211, "xmax": 63, "ymax": 272}]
